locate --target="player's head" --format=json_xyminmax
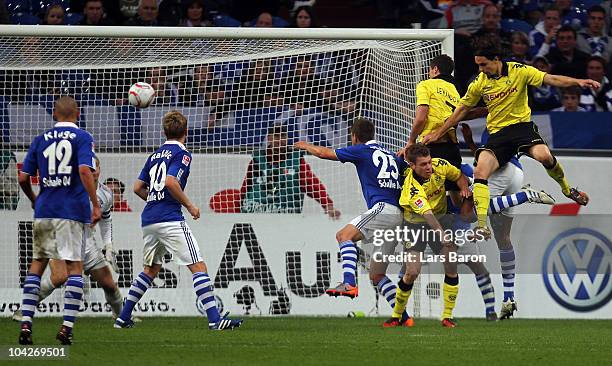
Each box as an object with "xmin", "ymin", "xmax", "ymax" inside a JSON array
[
  {"xmin": 53, "ymin": 96, "xmax": 80, "ymax": 122},
  {"xmin": 473, "ymin": 46, "xmax": 503, "ymax": 77},
  {"xmin": 429, "ymin": 54, "xmax": 454, "ymax": 78},
  {"xmin": 104, "ymin": 177, "xmax": 125, "ymax": 201},
  {"xmin": 350, "ymin": 118, "xmax": 375, "ymax": 145},
  {"xmin": 93, "ymin": 155, "xmax": 101, "ymax": 183},
  {"xmin": 267, "ymin": 124, "xmax": 288, "ymax": 155},
  {"xmin": 162, "ymin": 110, "xmax": 188, "ymax": 140},
  {"xmin": 407, "ymin": 143, "xmax": 432, "ymax": 179}
]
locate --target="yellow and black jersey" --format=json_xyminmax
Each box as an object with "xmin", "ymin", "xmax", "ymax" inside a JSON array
[
  {"xmin": 460, "ymin": 61, "xmax": 546, "ymax": 134},
  {"xmin": 399, "ymin": 158, "xmax": 461, "ymax": 223},
  {"xmin": 415, "ymin": 76, "xmax": 461, "ymax": 143}
]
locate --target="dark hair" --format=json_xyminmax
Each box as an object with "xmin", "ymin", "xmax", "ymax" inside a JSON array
[
  {"xmin": 544, "ymin": 5, "xmax": 561, "ymax": 15},
  {"xmin": 407, "ymin": 143, "xmax": 430, "ymax": 164},
  {"xmin": 588, "ymin": 55, "xmax": 606, "ymax": 67},
  {"xmin": 162, "ymin": 110, "xmax": 188, "ymax": 139},
  {"xmin": 588, "ymin": 5, "xmax": 605, "ymax": 16},
  {"xmin": 291, "ymin": 6, "xmax": 316, "ymax": 28},
  {"xmin": 351, "ymin": 118, "xmax": 375, "ymax": 143},
  {"xmin": 184, "ymin": 0, "xmax": 204, "ymax": 17},
  {"xmin": 474, "ymin": 45, "xmax": 503, "ymax": 60},
  {"xmin": 557, "ymin": 25, "xmax": 576, "ymax": 38},
  {"xmin": 104, "ymin": 177, "xmax": 125, "ymax": 194},
  {"xmin": 561, "ymin": 85, "xmax": 581, "ymax": 97},
  {"xmin": 430, "ymin": 54, "xmax": 454, "ymax": 75}
]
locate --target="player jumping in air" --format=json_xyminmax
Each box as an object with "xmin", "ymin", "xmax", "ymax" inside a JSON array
[
  {"xmin": 114, "ymin": 111, "xmax": 242, "ymax": 330},
  {"xmin": 13, "ymin": 156, "xmax": 124, "ymax": 322},
  {"xmin": 423, "ymin": 46, "xmax": 600, "ymax": 238},
  {"xmin": 17, "ymin": 96, "xmax": 101, "ymax": 345},
  {"xmin": 295, "ymin": 118, "xmax": 414, "ymax": 324}
]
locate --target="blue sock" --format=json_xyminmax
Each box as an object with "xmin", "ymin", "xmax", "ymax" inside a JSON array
[
  {"xmin": 118, "ymin": 272, "xmax": 153, "ymax": 321},
  {"xmin": 62, "ymin": 275, "xmax": 84, "ymax": 333},
  {"xmin": 475, "ymin": 274, "xmax": 495, "ymax": 315},
  {"xmin": 489, "ymin": 192, "xmax": 528, "ymax": 214},
  {"xmin": 20, "ymin": 273, "xmax": 41, "ymax": 327},
  {"xmin": 339, "ymin": 241, "xmax": 357, "ymax": 286},
  {"xmin": 500, "ymin": 248, "xmax": 516, "ymax": 301},
  {"xmin": 377, "ymin": 275, "xmax": 410, "ymax": 319},
  {"xmin": 193, "ymin": 272, "xmax": 220, "ymax": 323}
]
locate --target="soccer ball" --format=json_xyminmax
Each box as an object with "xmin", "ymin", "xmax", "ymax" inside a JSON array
[{"xmin": 128, "ymin": 82, "xmax": 156, "ymax": 108}]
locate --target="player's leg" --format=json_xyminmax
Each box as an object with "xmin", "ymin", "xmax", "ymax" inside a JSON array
[
  {"xmin": 465, "ymin": 260, "xmax": 496, "ymax": 321},
  {"xmin": 18, "ymin": 258, "xmax": 48, "ymax": 345},
  {"xmin": 473, "ymin": 150, "xmax": 499, "ymax": 237},
  {"xmin": 89, "ymin": 265, "xmax": 123, "ymax": 318},
  {"xmin": 440, "ymin": 242, "xmax": 459, "ymax": 327},
  {"xmin": 383, "ymin": 250, "xmax": 422, "ymax": 327},
  {"xmin": 529, "ymin": 144, "xmax": 588, "ymax": 205},
  {"xmin": 13, "ymin": 259, "xmax": 67, "ymax": 322},
  {"xmin": 491, "ymin": 214, "xmax": 518, "ymax": 320},
  {"xmin": 330, "ymin": 223, "xmax": 362, "ymax": 294}
]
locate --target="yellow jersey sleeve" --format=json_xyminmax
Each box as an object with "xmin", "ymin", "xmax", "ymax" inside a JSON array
[
  {"xmin": 416, "ymin": 81, "xmax": 431, "ymax": 106},
  {"xmin": 400, "ymin": 181, "xmax": 431, "ymax": 216},
  {"xmin": 460, "ymin": 75, "xmax": 483, "ymax": 107},
  {"xmin": 522, "ymin": 64, "xmax": 546, "ymax": 87}
]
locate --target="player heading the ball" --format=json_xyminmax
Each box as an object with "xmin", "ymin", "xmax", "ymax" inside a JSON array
[{"xmin": 114, "ymin": 110, "xmax": 242, "ymax": 331}]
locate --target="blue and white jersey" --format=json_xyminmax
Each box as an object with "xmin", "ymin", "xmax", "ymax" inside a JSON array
[
  {"xmin": 21, "ymin": 122, "xmax": 96, "ymax": 223},
  {"xmin": 138, "ymin": 140, "xmax": 192, "ymax": 227},
  {"xmin": 335, "ymin": 140, "xmax": 407, "ymax": 209}
]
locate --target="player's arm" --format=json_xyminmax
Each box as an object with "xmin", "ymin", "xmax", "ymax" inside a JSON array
[
  {"xmin": 543, "ymin": 74, "xmax": 600, "ymax": 90},
  {"xmin": 134, "ymin": 179, "xmax": 148, "ymax": 201},
  {"xmin": 299, "ymin": 158, "xmax": 340, "ymax": 220},
  {"xmin": 79, "ymin": 165, "xmax": 101, "ymax": 225},
  {"xmin": 459, "ymin": 123, "xmax": 478, "ymax": 154},
  {"xmin": 421, "ymin": 104, "xmax": 470, "ymax": 144},
  {"xmin": 18, "ymin": 171, "xmax": 36, "ymax": 207},
  {"xmin": 422, "ymin": 210, "xmax": 452, "ymax": 246},
  {"xmin": 407, "ymin": 105, "xmax": 428, "ymax": 146},
  {"xmin": 165, "ymin": 176, "xmax": 200, "ymax": 220},
  {"xmin": 294, "ymin": 141, "xmax": 338, "ymax": 160},
  {"xmin": 445, "ymin": 161, "xmax": 471, "ymax": 199},
  {"xmin": 19, "ymin": 140, "xmax": 38, "ymax": 207}
]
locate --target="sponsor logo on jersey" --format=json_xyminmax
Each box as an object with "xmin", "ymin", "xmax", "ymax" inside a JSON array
[
  {"xmin": 542, "ymin": 228, "xmax": 612, "ymax": 312},
  {"xmin": 182, "ymin": 155, "xmax": 191, "ymax": 166},
  {"xmin": 414, "ymin": 198, "xmax": 424, "ymax": 208},
  {"xmin": 483, "ymin": 87, "xmax": 518, "ymax": 102}
]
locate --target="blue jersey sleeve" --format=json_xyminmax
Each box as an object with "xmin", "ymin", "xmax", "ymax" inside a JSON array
[
  {"xmin": 335, "ymin": 145, "xmax": 362, "ymax": 163},
  {"xmin": 168, "ymin": 151, "xmax": 191, "ymax": 180},
  {"xmin": 21, "ymin": 136, "xmax": 39, "ymax": 176},
  {"xmin": 77, "ymin": 132, "xmax": 96, "ymax": 169},
  {"xmin": 395, "ymin": 156, "xmax": 408, "ymax": 174},
  {"xmin": 137, "ymin": 158, "xmax": 150, "ymax": 184}
]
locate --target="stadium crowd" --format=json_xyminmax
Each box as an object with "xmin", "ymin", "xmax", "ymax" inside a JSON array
[{"xmin": 2, "ymin": 0, "xmax": 612, "ymax": 112}]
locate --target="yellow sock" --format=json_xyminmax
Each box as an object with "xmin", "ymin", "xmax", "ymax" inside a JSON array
[
  {"xmin": 442, "ymin": 281, "xmax": 459, "ymax": 320},
  {"xmin": 473, "ymin": 182, "xmax": 490, "ymax": 228},
  {"xmin": 391, "ymin": 287, "xmax": 412, "ymax": 319},
  {"xmin": 546, "ymin": 159, "xmax": 570, "ymax": 196}
]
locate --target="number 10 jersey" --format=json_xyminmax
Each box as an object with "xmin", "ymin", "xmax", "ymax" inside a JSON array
[{"xmin": 138, "ymin": 140, "xmax": 192, "ymax": 227}]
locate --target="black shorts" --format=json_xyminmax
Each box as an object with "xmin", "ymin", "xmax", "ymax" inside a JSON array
[
  {"xmin": 427, "ymin": 142, "xmax": 461, "ymax": 191},
  {"xmin": 476, "ymin": 121, "xmax": 546, "ymax": 166},
  {"xmin": 405, "ymin": 215, "xmax": 453, "ymax": 254}
]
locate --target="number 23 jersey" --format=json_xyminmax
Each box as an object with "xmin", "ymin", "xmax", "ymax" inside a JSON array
[{"xmin": 138, "ymin": 140, "xmax": 192, "ymax": 227}]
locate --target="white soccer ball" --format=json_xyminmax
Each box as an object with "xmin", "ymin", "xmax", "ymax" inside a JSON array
[{"xmin": 128, "ymin": 82, "xmax": 156, "ymax": 108}]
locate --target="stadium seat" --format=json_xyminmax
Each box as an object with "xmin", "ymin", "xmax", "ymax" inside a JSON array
[
  {"xmin": 10, "ymin": 12, "xmax": 40, "ymax": 25},
  {"xmin": 212, "ymin": 14, "xmax": 241, "ymax": 27},
  {"xmin": 64, "ymin": 12, "xmax": 83, "ymax": 25},
  {"xmin": 501, "ymin": 18, "xmax": 534, "ymax": 34}
]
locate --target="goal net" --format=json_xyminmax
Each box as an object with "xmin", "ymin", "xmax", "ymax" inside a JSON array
[{"xmin": 0, "ymin": 26, "xmax": 452, "ymax": 318}]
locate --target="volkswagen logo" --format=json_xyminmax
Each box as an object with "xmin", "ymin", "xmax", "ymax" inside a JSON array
[{"xmin": 542, "ymin": 228, "xmax": 612, "ymax": 312}]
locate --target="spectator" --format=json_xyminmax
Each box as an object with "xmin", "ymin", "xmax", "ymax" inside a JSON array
[
  {"xmin": 181, "ymin": 0, "xmax": 211, "ymax": 27},
  {"xmin": 79, "ymin": 0, "xmax": 115, "ymax": 25},
  {"xmin": 0, "ymin": 0, "xmax": 9, "ymax": 24},
  {"xmin": 580, "ymin": 56, "xmax": 612, "ymax": 111},
  {"xmin": 291, "ymin": 6, "xmax": 316, "ymax": 28},
  {"xmin": 124, "ymin": 0, "xmax": 158, "ymax": 26},
  {"xmin": 529, "ymin": 6, "xmax": 561, "ymax": 58},
  {"xmin": 148, "ymin": 67, "xmax": 177, "ymax": 105},
  {"xmin": 181, "ymin": 65, "xmax": 231, "ymax": 126},
  {"xmin": 281, "ymin": 56, "xmax": 324, "ymax": 111},
  {"xmin": 437, "ymin": 0, "xmax": 492, "ymax": 37},
  {"xmin": 0, "ymin": 149, "xmax": 18, "ymax": 210},
  {"xmin": 158, "ymin": 0, "xmax": 182, "ymax": 26},
  {"xmin": 232, "ymin": 59, "xmax": 280, "ymax": 110},
  {"xmin": 546, "ymin": 25, "xmax": 590, "ymax": 78},
  {"xmin": 552, "ymin": 86, "xmax": 587, "ymax": 112},
  {"xmin": 255, "ymin": 12, "xmax": 273, "ymax": 27},
  {"xmin": 239, "ymin": 124, "xmax": 340, "ymax": 219},
  {"xmin": 472, "ymin": 5, "xmax": 512, "ymax": 55},
  {"xmin": 577, "ymin": 6, "xmax": 612, "ymax": 62},
  {"xmin": 104, "ymin": 177, "xmax": 132, "ymax": 212},
  {"xmin": 44, "ymin": 4, "xmax": 65, "ymax": 25},
  {"xmin": 507, "ymin": 32, "xmax": 531, "ymax": 63},
  {"xmin": 529, "ymin": 56, "xmax": 561, "ymax": 111},
  {"xmin": 555, "ymin": 0, "xmax": 585, "ymax": 30}
]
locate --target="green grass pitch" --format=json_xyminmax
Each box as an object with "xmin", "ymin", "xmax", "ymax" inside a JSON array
[{"xmin": 1, "ymin": 317, "xmax": 610, "ymax": 365}]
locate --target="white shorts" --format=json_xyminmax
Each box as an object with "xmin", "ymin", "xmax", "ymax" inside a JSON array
[
  {"xmin": 349, "ymin": 202, "xmax": 403, "ymax": 242},
  {"xmin": 488, "ymin": 163, "xmax": 524, "ymax": 217},
  {"xmin": 33, "ymin": 219, "xmax": 85, "ymax": 261},
  {"xmin": 82, "ymin": 227, "xmax": 108, "ymax": 273},
  {"xmin": 142, "ymin": 221, "xmax": 203, "ymax": 266}
]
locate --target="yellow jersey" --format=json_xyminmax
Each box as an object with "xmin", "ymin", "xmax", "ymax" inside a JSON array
[
  {"xmin": 460, "ymin": 61, "xmax": 546, "ymax": 134},
  {"xmin": 399, "ymin": 158, "xmax": 461, "ymax": 223},
  {"xmin": 415, "ymin": 76, "xmax": 461, "ymax": 143}
]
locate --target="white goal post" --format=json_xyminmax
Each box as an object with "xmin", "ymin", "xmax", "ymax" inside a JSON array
[{"xmin": 0, "ymin": 25, "xmax": 453, "ymax": 318}]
